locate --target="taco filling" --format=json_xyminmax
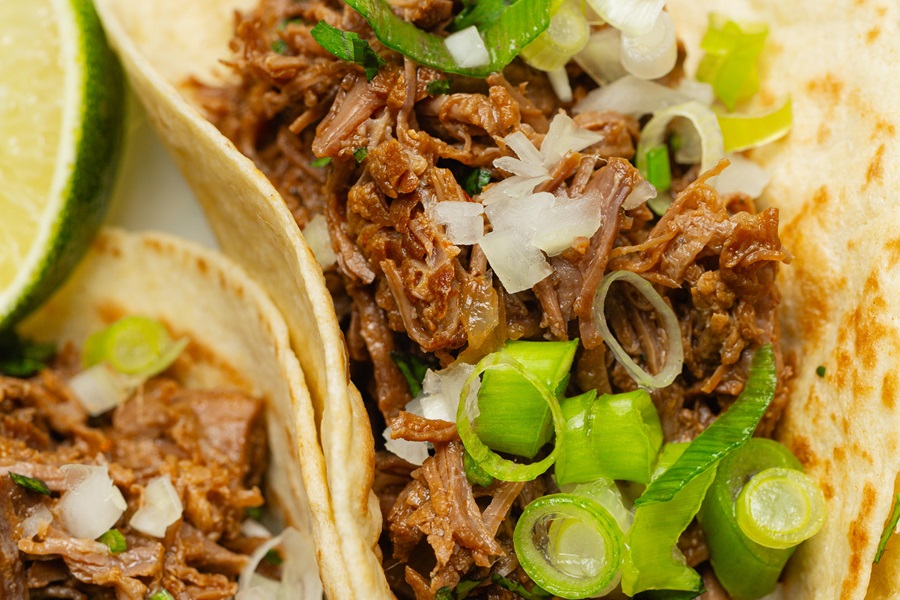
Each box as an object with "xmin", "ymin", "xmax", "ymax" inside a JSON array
[
  {"xmin": 0, "ymin": 320, "xmax": 294, "ymax": 599},
  {"xmin": 191, "ymin": 1, "xmax": 819, "ymax": 598}
]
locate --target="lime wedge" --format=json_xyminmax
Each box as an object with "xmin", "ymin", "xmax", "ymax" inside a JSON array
[{"xmin": 0, "ymin": 0, "xmax": 123, "ymax": 330}]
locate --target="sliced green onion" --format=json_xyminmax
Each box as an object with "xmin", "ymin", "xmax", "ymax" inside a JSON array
[
  {"xmin": 514, "ymin": 493, "xmax": 623, "ymax": 599},
  {"xmin": 454, "ymin": 578, "xmax": 487, "ymax": 599},
  {"xmin": 98, "ymin": 529, "xmax": 127, "ymax": 554},
  {"xmin": 9, "ymin": 472, "xmax": 51, "ymax": 496},
  {"xmin": 520, "ymin": 0, "xmax": 589, "ymax": 72},
  {"xmin": 345, "ymin": 0, "xmax": 550, "ymax": 78},
  {"xmin": 622, "ymin": 443, "xmax": 714, "ymax": 596},
  {"xmin": 637, "ymin": 102, "xmax": 725, "ymax": 178},
  {"xmin": 271, "ymin": 39, "xmax": 288, "ymax": 55},
  {"xmin": 457, "ymin": 352, "xmax": 566, "ymax": 482},
  {"xmin": 555, "ymin": 389, "xmax": 663, "ymax": 486},
  {"xmin": 473, "ymin": 340, "xmax": 577, "ymax": 459},
  {"xmin": 492, "ymin": 574, "xmax": 552, "ymax": 600},
  {"xmin": 353, "ymin": 146, "xmax": 369, "ymax": 164},
  {"xmin": 636, "ymin": 344, "xmax": 776, "ymax": 507},
  {"xmin": 717, "ymin": 98, "xmax": 792, "ymax": 152},
  {"xmin": 390, "ymin": 351, "xmax": 429, "ymax": 397},
  {"xmin": 83, "ymin": 316, "xmax": 188, "ymax": 378},
  {"xmin": 149, "ymin": 590, "xmax": 174, "ymax": 600},
  {"xmin": 696, "ymin": 14, "xmax": 768, "ymax": 111},
  {"xmin": 736, "ymin": 467, "xmax": 825, "ymax": 550},
  {"xmin": 451, "ymin": 0, "xmax": 506, "ymax": 32},
  {"xmin": 426, "ymin": 78, "xmax": 453, "ymax": 95},
  {"xmin": 462, "ymin": 168, "xmax": 492, "ymax": 196},
  {"xmin": 464, "ymin": 450, "xmax": 494, "ymax": 487},
  {"xmin": 593, "ymin": 270, "xmax": 683, "ymax": 390},
  {"xmin": 698, "ymin": 438, "xmax": 803, "ymax": 600},
  {"xmin": 310, "ymin": 156, "xmax": 332, "ymax": 168},
  {"xmin": 264, "ymin": 548, "xmax": 284, "ymax": 566},
  {"xmin": 643, "ymin": 145, "xmax": 671, "ymax": 194},
  {"xmin": 436, "ymin": 587, "xmax": 452, "ymax": 600},
  {"xmin": 310, "ymin": 21, "xmax": 385, "ymax": 81},
  {"xmin": 246, "ymin": 505, "xmax": 264, "ymax": 521},
  {"xmin": 0, "ymin": 331, "xmax": 56, "ymax": 377},
  {"xmin": 876, "ymin": 494, "xmax": 900, "ymax": 564}
]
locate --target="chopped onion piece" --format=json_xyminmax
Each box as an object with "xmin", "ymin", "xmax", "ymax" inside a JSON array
[
  {"xmin": 637, "ymin": 101, "xmax": 725, "ymax": 178},
  {"xmin": 573, "ymin": 75, "xmax": 694, "ymax": 118},
  {"xmin": 584, "ymin": 0, "xmax": 665, "ymax": 36},
  {"xmin": 520, "ymin": 0, "xmax": 590, "ymax": 72},
  {"xmin": 547, "ymin": 68, "xmax": 573, "ymax": 103},
  {"xmin": 479, "ymin": 175, "xmax": 551, "ymax": 205},
  {"xmin": 479, "ymin": 229, "xmax": 552, "ymax": 294},
  {"xmin": 68, "ymin": 363, "xmax": 129, "ymax": 417},
  {"xmin": 419, "ymin": 363, "xmax": 477, "ymax": 423},
  {"xmin": 21, "ymin": 504, "xmax": 53, "ymax": 539},
  {"xmin": 623, "ymin": 179, "xmax": 657, "ymax": 210},
  {"xmin": 241, "ymin": 519, "xmax": 274, "ymax": 539},
  {"xmin": 444, "ymin": 26, "xmax": 490, "ymax": 69},
  {"xmin": 431, "ymin": 201, "xmax": 485, "ymax": 245},
  {"xmin": 540, "ymin": 113, "xmax": 604, "ymax": 169},
  {"xmin": 237, "ymin": 527, "xmax": 323, "ymax": 600},
  {"xmin": 504, "ymin": 131, "xmax": 546, "ymax": 170},
  {"xmin": 58, "ymin": 465, "xmax": 127, "ymax": 540},
  {"xmin": 677, "ymin": 79, "xmax": 716, "ymax": 106},
  {"xmin": 715, "ymin": 154, "xmax": 770, "ymax": 198},
  {"xmin": 593, "ymin": 270, "xmax": 683, "ymax": 389},
  {"xmin": 129, "ymin": 475, "xmax": 183, "ymax": 538},
  {"xmin": 620, "ymin": 11, "xmax": 677, "ymax": 80},
  {"xmin": 574, "ymin": 28, "xmax": 627, "ymax": 85},
  {"xmin": 484, "ymin": 192, "xmax": 554, "ymax": 233},
  {"xmin": 532, "ymin": 191, "xmax": 604, "ymax": 256},
  {"xmin": 383, "ymin": 426, "xmax": 429, "ymax": 465},
  {"xmin": 302, "ymin": 214, "xmax": 336, "ymax": 269}
]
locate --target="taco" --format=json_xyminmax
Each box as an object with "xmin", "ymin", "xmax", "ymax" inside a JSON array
[
  {"xmin": 92, "ymin": 0, "xmax": 900, "ymax": 598},
  {"xmin": 1, "ymin": 227, "xmax": 324, "ymax": 598}
]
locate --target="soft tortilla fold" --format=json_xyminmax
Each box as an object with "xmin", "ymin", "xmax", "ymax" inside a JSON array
[
  {"xmin": 94, "ymin": 0, "xmax": 900, "ymax": 597},
  {"xmin": 18, "ymin": 227, "xmax": 323, "ymax": 597}
]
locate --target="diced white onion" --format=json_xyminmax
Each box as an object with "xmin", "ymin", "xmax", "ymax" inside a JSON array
[
  {"xmin": 382, "ymin": 427, "xmax": 430, "ymax": 465},
  {"xmin": 532, "ymin": 191, "xmax": 604, "ymax": 256},
  {"xmin": 57, "ymin": 465, "xmax": 127, "ymax": 540},
  {"xmin": 504, "ymin": 131, "xmax": 547, "ymax": 169},
  {"xmin": 418, "ymin": 362, "xmax": 477, "ymax": 423},
  {"xmin": 637, "ymin": 101, "xmax": 725, "ymax": 176},
  {"xmin": 68, "ymin": 363, "xmax": 129, "ymax": 417},
  {"xmin": 478, "ymin": 229, "xmax": 553, "ymax": 293},
  {"xmin": 479, "ymin": 175, "xmax": 551, "ymax": 206},
  {"xmin": 620, "ymin": 11, "xmax": 677, "ymax": 80},
  {"xmin": 676, "ymin": 79, "xmax": 716, "ymax": 107},
  {"xmin": 540, "ymin": 113, "xmax": 604, "ymax": 169},
  {"xmin": 593, "ymin": 270, "xmax": 684, "ymax": 389},
  {"xmin": 714, "ymin": 154, "xmax": 770, "ymax": 198},
  {"xmin": 444, "ymin": 26, "xmax": 490, "ymax": 69},
  {"xmin": 237, "ymin": 527, "xmax": 323, "ymax": 600},
  {"xmin": 484, "ymin": 192, "xmax": 554, "ymax": 233},
  {"xmin": 573, "ymin": 75, "xmax": 693, "ymax": 118},
  {"xmin": 623, "ymin": 179, "xmax": 658, "ymax": 210},
  {"xmin": 302, "ymin": 214, "xmax": 336, "ymax": 269},
  {"xmin": 574, "ymin": 28, "xmax": 627, "ymax": 86},
  {"xmin": 547, "ymin": 68, "xmax": 573, "ymax": 103},
  {"xmin": 241, "ymin": 519, "xmax": 274, "ymax": 539},
  {"xmin": 430, "ymin": 201, "xmax": 485, "ymax": 245},
  {"xmin": 21, "ymin": 504, "xmax": 53, "ymax": 539},
  {"xmin": 129, "ymin": 475, "xmax": 183, "ymax": 538},
  {"xmin": 584, "ymin": 0, "xmax": 666, "ymax": 36}
]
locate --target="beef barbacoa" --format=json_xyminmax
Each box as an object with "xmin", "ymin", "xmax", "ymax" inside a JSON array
[{"xmin": 193, "ymin": 0, "xmax": 793, "ymax": 597}]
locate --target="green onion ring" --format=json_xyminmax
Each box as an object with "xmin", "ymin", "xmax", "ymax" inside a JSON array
[
  {"xmin": 456, "ymin": 353, "xmax": 566, "ymax": 482},
  {"xmin": 514, "ymin": 493, "xmax": 623, "ymax": 599},
  {"xmin": 593, "ymin": 270, "xmax": 683, "ymax": 390},
  {"xmin": 736, "ymin": 467, "xmax": 826, "ymax": 549}
]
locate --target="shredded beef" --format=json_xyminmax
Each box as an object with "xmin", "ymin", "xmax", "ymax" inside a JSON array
[{"xmin": 0, "ymin": 362, "xmax": 270, "ymax": 599}]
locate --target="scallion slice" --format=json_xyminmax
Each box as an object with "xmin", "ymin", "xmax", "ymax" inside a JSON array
[
  {"xmin": 696, "ymin": 14, "xmax": 768, "ymax": 111},
  {"xmin": 520, "ymin": 0, "xmax": 589, "ymax": 72},
  {"xmin": 473, "ymin": 340, "xmax": 577, "ymax": 459},
  {"xmin": 98, "ymin": 529, "xmax": 127, "ymax": 554},
  {"xmin": 344, "ymin": 0, "xmax": 550, "ymax": 77},
  {"xmin": 736, "ymin": 467, "xmax": 825, "ymax": 549},
  {"xmin": 456, "ymin": 352, "xmax": 566, "ymax": 482},
  {"xmin": 82, "ymin": 316, "xmax": 187, "ymax": 378},
  {"xmin": 309, "ymin": 21, "xmax": 385, "ymax": 81},
  {"xmin": 593, "ymin": 270, "xmax": 683, "ymax": 390},
  {"xmin": 637, "ymin": 102, "xmax": 725, "ymax": 179},
  {"xmin": 149, "ymin": 590, "xmax": 174, "ymax": 600},
  {"xmin": 636, "ymin": 344, "xmax": 776, "ymax": 507},
  {"xmin": 644, "ymin": 145, "xmax": 671, "ymax": 194},
  {"xmin": 9, "ymin": 472, "xmax": 51, "ymax": 496},
  {"xmin": 464, "ymin": 450, "xmax": 494, "ymax": 487},
  {"xmin": 876, "ymin": 494, "xmax": 900, "ymax": 564},
  {"xmin": 390, "ymin": 351, "xmax": 429, "ymax": 396},
  {"xmin": 698, "ymin": 438, "xmax": 803, "ymax": 600},
  {"xmin": 717, "ymin": 99, "xmax": 793, "ymax": 153},
  {"xmin": 622, "ymin": 443, "xmax": 715, "ymax": 596},
  {"xmin": 514, "ymin": 493, "xmax": 623, "ymax": 599}
]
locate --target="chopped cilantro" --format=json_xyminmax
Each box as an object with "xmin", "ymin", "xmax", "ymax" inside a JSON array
[
  {"xmin": 98, "ymin": 529, "xmax": 127, "ymax": 554},
  {"xmin": 491, "ymin": 574, "xmax": 552, "ymax": 600},
  {"xmin": 816, "ymin": 365, "xmax": 826, "ymax": 377},
  {"xmin": 310, "ymin": 21, "xmax": 385, "ymax": 81},
  {"xmin": 9, "ymin": 472, "xmax": 51, "ymax": 496},
  {"xmin": 353, "ymin": 146, "xmax": 369, "ymax": 164},
  {"xmin": 310, "ymin": 156, "xmax": 332, "ymax": 168},
  {"xmin": 264, "ymin": 548, "xmax": 284, "ymax": 566},
  {"xmin": 876, "ymin": 493, "xmax": 900, "ymax": 563},
  {"xmin": 0, "ymin": 331, "xmax": 56, "ymax": 377},
  {"xmin": 427, "ymin": 78, "xmax": 453, "ymax": 95},
  {"xmin": 454, "ymin": 578, "xmax": 485, "ymax": 599},
  {"xmin": 245, "ymin": 506, "xmax": 263, "ymax": 520},
  {"xmin": 390, "ymin": 351, "xmax": 430, "ymax": 397},
  {"xmin": 462, "ymin": 168, "xmax": 492, "ymax": 197},
  {"xmin": 271, "ymin": 39, "xmax": 288, "ymax": 54},
  {"xmin": 435, "ymin": 587, "xmax": 452, "ymax": 600},
  {"xmin": 279, "ymin": 17, "xmax": 306, "ymax": 30}
]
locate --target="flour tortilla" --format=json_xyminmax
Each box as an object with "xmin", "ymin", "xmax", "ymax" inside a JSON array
[
  {"xmin": 18, "ymin": 227, "xmax": 323, "ymax": 596},
  {"xmin": 94, "ymin": 0, "xmax": 900, "ymax": 597}
]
